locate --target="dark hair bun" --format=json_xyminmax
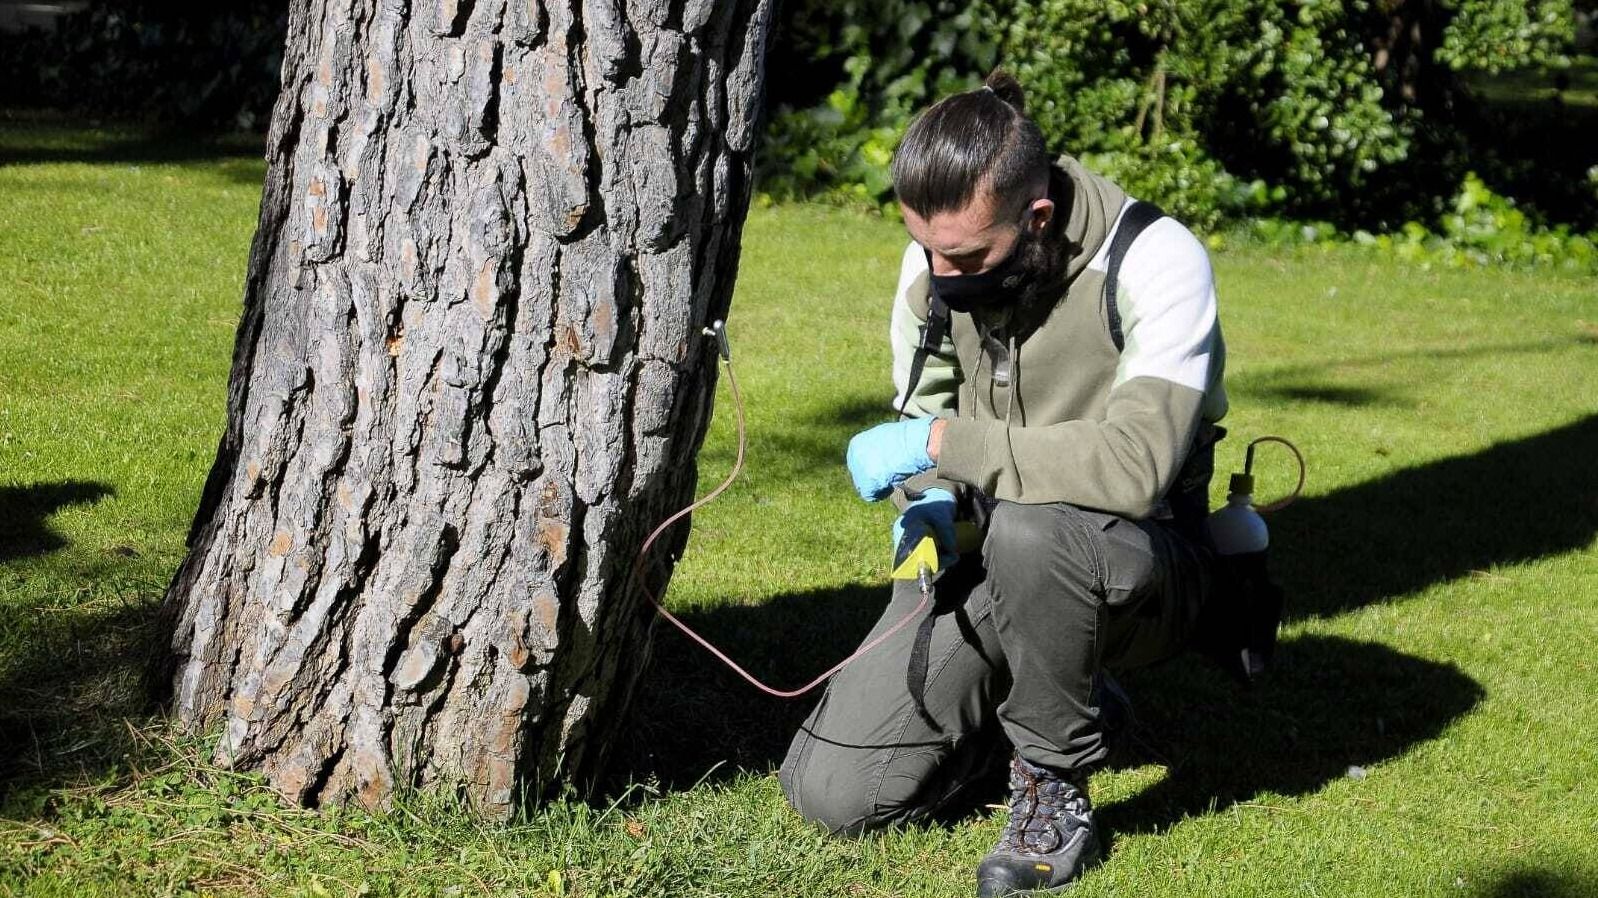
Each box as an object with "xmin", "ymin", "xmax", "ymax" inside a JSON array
[{"xmin": 983, "ymin": 69, "xmax": 1026, "ymax": 114}]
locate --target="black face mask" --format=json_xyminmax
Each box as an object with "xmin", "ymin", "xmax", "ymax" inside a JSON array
[{"xmin": 924, "ymin": 243, "xmax": 1029, "ymax": 313}]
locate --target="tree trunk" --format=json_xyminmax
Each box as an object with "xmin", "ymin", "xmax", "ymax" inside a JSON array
[{"xmin": 157, "ymin": 0, "xmax": 774, "ymax": 820}]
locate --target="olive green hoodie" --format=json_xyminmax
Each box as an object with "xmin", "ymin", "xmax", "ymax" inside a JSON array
[{"xmin": 890, "ymin": 157, "xmax": 1228, "ymax": 520}]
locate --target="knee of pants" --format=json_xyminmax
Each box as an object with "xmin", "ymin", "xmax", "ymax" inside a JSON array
[
  {"xmin": 982, "ymin": 500, "xmax": 1103, "ymax": 600},
  {"xmin": 778, "ymin": 747, "xmax": 880, "ymax": 836}
]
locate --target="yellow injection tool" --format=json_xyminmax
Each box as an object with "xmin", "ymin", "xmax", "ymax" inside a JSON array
[
  {"xmin": 891, "ymin": 534, "xmax": 944, "ymax": 581},
  {"xmin": 890, "ymin": 520, "xmax": 983, "ymax": 581}
]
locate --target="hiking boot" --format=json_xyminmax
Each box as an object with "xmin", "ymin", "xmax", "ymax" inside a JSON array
[{"xmin": 975, "ymin": 756, "xmax": 1101, "ymax": 897}]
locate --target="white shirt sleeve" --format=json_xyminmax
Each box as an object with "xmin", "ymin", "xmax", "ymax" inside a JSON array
[{"xmin": 1111, "ymin": 217, "xmax": 1221, "ymax": 395}]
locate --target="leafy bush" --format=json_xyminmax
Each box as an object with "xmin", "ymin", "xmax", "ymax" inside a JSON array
[
  {"xmin": 1246, "ymin": 173, "xmax": 1597, "ymax": 271},
  {"xmin": 759, "ymin": 0, "xmax": 1583, "ymax": 235},
  {"xmin": 758, "ymin": 87, "xmax": 904, "ymax": 212},
  {"xmin": 1438, "ymin": 0, "xmax": 1577, "ymax": 71},
  {"xmin": 1079, "ymin": 140, "xmax": 1268, "ymax": 231},
  {"xmin": 757, "ymin": 0, "xmax": 996, "ymax": 210}
]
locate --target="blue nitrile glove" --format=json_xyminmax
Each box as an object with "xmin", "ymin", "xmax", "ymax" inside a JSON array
[
  {"xmin": 892, "ymin": 488, "xmax": 959, "ymax": 570},
  {"xmin": 846, "ymin": 417, "xmax": 936, "ymax": 501}
]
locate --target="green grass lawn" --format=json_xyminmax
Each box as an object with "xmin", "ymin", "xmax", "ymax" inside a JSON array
[{"xmin": 1, "ymin": 121, "xmax": 1596, "ymax": 897}]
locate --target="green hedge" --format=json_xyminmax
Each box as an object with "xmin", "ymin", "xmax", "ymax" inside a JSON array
[{"xmin": 757, "ymin": 0, "xmax": 1584, "ymax": 233}]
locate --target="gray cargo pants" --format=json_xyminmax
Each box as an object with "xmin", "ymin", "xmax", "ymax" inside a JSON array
[{"xmin": 779, "ymin": 499, "xmax": 1211, "ymax": 834}]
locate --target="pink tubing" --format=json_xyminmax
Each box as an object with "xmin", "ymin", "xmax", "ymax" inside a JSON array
[{"xmin": 631, "ymin": 358, "xmax": 931, "ymax": 699}]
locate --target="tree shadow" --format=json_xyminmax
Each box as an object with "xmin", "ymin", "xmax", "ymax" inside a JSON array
[
  {"xmin": 1273, "ymin": 413, "xmax": 1598, "ymax": 620},
  {"xmin": 774, "ymin": 335, "xmax": 1595, "ymax": 478},
  {"xmin": 1236, "ymin": 383, "xmax": 1408, "ymax": 407},
  {"xmin": 0, "ymin": 121, "xmax": 270, "ymax": 188},
  {"xmin": 0, "ymin": 480, "xmax": 115, "ymax": 561},
  {"xmin": 822, "ymin": 396, "xmax": 898, "ymax": 431},
  {"xmin": 0, "ymin": 481, "xmax": 164, "ymax": 801},
  {"xmin": 696, "ymin": 395, "xmax": 889, "ymax": 487},
  {"xmin": 1231, "ymin": 335, "xmax": 1593, "ymax": 387},
  {"xmin": 618, "ymin": 583, "xmax": 1482, "ymax": 837},
  {"xmin": 750, "ymin": 398, "xmax": 1598, "ymax": 626},
  {"xmin": 1195, "ymin": 334, "xmax": 1594, "ymax": 411}
]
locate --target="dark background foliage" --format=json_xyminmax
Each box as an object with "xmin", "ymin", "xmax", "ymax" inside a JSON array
[
  {"xmin": 1, "ymin": 1, "xmax": 287, "ymax": 131},
  {"xmin": 757, "ymin": 0, "xmax": 1596, "ymax": 234},
  {"xmin": 3, "ymin": 0, "xmax": 1594, "ymax": 235}
]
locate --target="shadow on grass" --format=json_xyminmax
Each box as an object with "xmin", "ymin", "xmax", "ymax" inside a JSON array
[
  {"xmin": 618, "ymin": 589, "xmax": 1481, "ymax": 838},
  {"xmin": 0, "ymin": 481, "xmax": 165, "ymax": 801},
  {"xmin": 1217, "ymin": 335, "xmax": 1594, "ymax": 409},
  {"xmin": 1236, "ymin": 335, "xmax": 1595, "ymax": 384},
  {"xmin": 1275, "ymin": 413, "xmax": 1598, "ymax": 620},
  {"xmin": 0, "ymin": 131, "xmax": 264, "ymax": 169},
  {"xmin": 775, "ymin": 335, "xmax": 1596, "ymax": 479},
  {"xmin": 1101, "ymin": 635, "xmax": 1481, "ymax": 836},
  {"xmin": 822, "ymin": 396, "xmax": 899, "ymax": 431},
  {"xmin": 696, "ymin": 393, "xmax": 890, "ymax": 488},
  {"xmin": 0, "ymin": 481, "xmax": 115, "ymax": 561},
  {"xmin": 615, "ymin": 584, "xmax": 886, "ymax": 793},
  {"xmin": 1468, "ymin": 868, "xmax": 1598, "ymax": 898},
  {"xmin": 1241, "ymin": 383, "xmax": 1409, "ymax": 407},
  {"xmin": 759, "ymin": 398, "xmax": 1598, "ymax": 626},
  {"xmin": 0, "ymin": 566, "xmax": 163, "ymax": 801}
]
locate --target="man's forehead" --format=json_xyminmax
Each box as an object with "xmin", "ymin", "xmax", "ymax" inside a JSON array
[{"xmin": 902, "ymin": 191, "xmax": 1008, "ymax": 254}]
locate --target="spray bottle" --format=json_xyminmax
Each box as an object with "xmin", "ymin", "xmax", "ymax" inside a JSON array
[{"xmin": 1202, "ymin": 436, "xmax": 1303, "ymax": 684}]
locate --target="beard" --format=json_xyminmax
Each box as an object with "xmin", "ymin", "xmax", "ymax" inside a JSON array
[
  {"xmin": 1007, "ymin": 163, "xmax": 1077, "ymax": 322},
  {"xmin": 1008, "ymin": 208, "xmax": 1073, "ymax": 324}
]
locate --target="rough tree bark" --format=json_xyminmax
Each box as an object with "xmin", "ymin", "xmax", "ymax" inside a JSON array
[{"xmin": 157, "ymin": 0, "xmax": 774, "ymax": 820}]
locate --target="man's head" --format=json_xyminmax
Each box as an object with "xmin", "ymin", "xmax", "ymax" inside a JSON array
[{"xmin": 892, "ymin": 71, "xmax": 1057, "ymax": 282}]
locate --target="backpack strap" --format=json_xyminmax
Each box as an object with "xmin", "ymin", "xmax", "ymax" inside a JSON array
[
  {"xmin": 1102, "ymin": 200, "xmax": 1166, "ymax": 352},
  {"xmin": 896, "ymin": 273, "xmax": 951, "ymax": 419},
  {"xmin": 896, "ymin": 282, "xmax": 954, "ymax": 727}
]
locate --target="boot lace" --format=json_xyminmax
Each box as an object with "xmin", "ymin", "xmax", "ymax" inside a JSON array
[{"xmin": 997, "ymin": 757, "xmax": 1091, "ymax": 855}]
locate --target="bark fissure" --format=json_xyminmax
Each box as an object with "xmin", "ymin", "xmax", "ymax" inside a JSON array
[
  {"xmin": 562, "ymin": 2, "xmax": 610, "ymax": 244},
  {"xmin": 291, "ymin": 512, "xmax": 381, "ymax": 735},
  {"xmin": 251, "ymin": 588, "xmax": 357, "ymax": 771},
  {"xmin": 264, "ymin": 369, "xmax": 314, "ymax": 531},
  {"xmin": 381, "ymin": 522, "xmax": 461, "ymax": 697},
  {"xmin": 304, "ymin": 739, "xmax": 348, "ymax": 809}
]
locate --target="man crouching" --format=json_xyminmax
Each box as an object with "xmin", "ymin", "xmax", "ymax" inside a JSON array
[{"xmin": 779, "ymin": 70, "xmax": 1229, "ymax": 896}]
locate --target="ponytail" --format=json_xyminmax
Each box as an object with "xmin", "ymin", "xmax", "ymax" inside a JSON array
[
  {"xmin": 983, "ymin": 69, "xmax": 1026, "ymax": 114},
  {"xmin": 892, "ymin": 69, "xmax": 1049, "ymax": 219}
]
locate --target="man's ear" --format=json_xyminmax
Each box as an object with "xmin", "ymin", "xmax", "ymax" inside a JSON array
[{"xmin": 1027, "ymin": 197, "xmax": 1055, "ymax": 234}]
